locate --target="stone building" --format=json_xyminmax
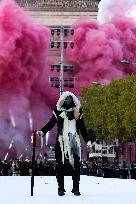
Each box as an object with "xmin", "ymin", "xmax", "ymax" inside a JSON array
[{"xmin": 16, "ymin": 0, "xmax": 100, "ymax": 26}]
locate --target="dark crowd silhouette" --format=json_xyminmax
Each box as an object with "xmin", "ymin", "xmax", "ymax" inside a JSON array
[{"xmin": 0, "ymin": 156, "xmax": 136, "ymax": 179}]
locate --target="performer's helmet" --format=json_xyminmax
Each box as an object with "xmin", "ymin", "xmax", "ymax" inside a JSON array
[{"xmin": 62, "ymin": 95, "xmax": 75, "ymax": 110}]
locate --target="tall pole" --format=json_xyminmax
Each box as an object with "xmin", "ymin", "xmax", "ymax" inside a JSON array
[
  {"xmin": 31, "ymin": 130, "xmax": 36, "ymax": 196},
  {"xmin": 60, "ymin": 26, "xmax": 64, "ymax": 95},
  {"xmin": 31, "ymin": 145, "xmax": 35, "ymax": 196}
]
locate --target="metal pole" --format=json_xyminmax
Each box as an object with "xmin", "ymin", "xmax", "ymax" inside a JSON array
[
  {"xmin": 31, "ymin": 131, "xmax": 36, "ymax": 196},
  {"xmin": 31, "ymin": 147, "xmax": 35, "ymax": 196},
  {"xmin": 60, "ymin": 26, "xmax": 64, "ymax": 95}
]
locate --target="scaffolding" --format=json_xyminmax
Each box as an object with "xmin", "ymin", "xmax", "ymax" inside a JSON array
[{"xmin": 49, "ymin": 26, "xmax": 75, "ymax": 96}]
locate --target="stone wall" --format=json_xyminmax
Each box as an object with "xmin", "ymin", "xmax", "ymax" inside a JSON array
[
  {"xmin": 14, "ymin": 0, "xmax": 99, "ymax": 26},
  {"xmin": 28, "ymin": 11, "xmax": 98, "ymax": 26}
]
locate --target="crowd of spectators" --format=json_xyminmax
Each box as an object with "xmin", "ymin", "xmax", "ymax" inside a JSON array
[
  {"xmin": 0, "ymin": 156, "xmax": 136, "ymax": 179},
  {"xmin": 81, "ymin": 159, "xmax": 136, "ymax": 179},
  {"xmin": 0, "ymin": 157, "xmax": 56, "ymax": 176}
]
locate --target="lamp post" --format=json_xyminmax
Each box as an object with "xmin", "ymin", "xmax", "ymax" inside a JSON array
[{"xmin": 49, "ymin": 26, "xmax": 75, "ymax": 95}]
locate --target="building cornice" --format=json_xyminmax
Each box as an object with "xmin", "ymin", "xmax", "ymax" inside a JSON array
[{"xmin": 15, "ymin": 0, "xmax": 100, "ymax": 12}]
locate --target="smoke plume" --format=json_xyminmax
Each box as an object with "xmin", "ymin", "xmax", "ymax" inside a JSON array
[
  {"xmin": 0, "ymin": 0, "xmax": 56, "ymax": 158},
  {"xmin": 65, "ymin": 1, "xmax": 136, "ymax": 95}
]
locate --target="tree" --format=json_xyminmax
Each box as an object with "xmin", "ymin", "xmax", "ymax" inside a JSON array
[{"xmin": 81, "ymin": 75, "xmax": 136, "ymax": 143}]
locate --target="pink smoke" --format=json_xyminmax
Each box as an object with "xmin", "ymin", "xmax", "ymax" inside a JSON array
[
  {"xmin": 65, "ymin": 15, "xmax": 136, "ymax": 94},
  {"xmin": 0, "ymin": 0, "xmax": 59, "ymax": 158}
]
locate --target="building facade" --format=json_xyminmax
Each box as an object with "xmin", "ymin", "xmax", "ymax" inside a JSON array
[{"xmin": 15, "ymin": 0, "xmax": 100, "ymax": 25}]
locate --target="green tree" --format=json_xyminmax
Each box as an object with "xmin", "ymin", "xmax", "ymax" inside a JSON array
[{"xmin": 81, "ymin": 75, "xmax": 136, "ymax": 143}]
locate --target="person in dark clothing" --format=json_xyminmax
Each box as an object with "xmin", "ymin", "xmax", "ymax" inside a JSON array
[
  {"xmin": 19, "ymin": 160, "xmax": 30, "ymax": 176},
  {"xmin": 2, "ymin": 160, "xmax": 10, "ymax": 176},
  {"xmin": 121, "ymin": 161, "xmax": 129, "ymax": 179},
  {"xmin": 102, "ymin": 161, "xmax": 110, "ymax": 178},
  {"xmin": 0, "ymin": 159, "xmax": 3, "ymax": 176},
  {"xmin": 37, "ymin": 91, "xmax": 91, "ymax": 196},
  {"xmin": 130, "ymin": 161, "xmax": 136, "ymax": 179},
  {"xmin": 114, "ymin": 164, "xmax": 121, "ymax": 178}
]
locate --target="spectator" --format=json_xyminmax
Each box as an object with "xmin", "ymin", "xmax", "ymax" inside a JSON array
[
  {"xmin": 130, "ymin": 161, "xmax": 136, "ymax": 179},
  {"xmin": 120, "ymin": 161, "xmax": 129, "ymax": 179}
]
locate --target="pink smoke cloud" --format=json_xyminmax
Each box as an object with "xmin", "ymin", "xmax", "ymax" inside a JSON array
[
  {"xmin": 65, "ymin": 15, "xmax": 136, "ymax": 94},
  {"xmin": 0, "ymin": 0, "xmax": 60, "ymax": 158}
]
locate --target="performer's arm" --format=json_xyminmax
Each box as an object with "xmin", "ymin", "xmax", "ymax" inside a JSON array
[
  {"xmin": 77, "ymin": 109, "xmax": 90, "ymax": 143},
  {"xmin": 79, "ymin": 115, "xmax": 90, "ymax": 143},
  {"xmin": 40, "ymin": 111, "xmax": 57, "ymax": 136}
]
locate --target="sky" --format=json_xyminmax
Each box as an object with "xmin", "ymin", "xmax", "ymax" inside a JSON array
[{"xmin": 98, "ymin": 0, "xmax": 136, "ymax": 23}]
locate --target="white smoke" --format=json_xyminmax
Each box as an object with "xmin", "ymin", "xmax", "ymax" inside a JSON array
[
  {"xmin": 97, "ymin": 0, "xmax": 136, "ymax": 23},
  {"xmin": 97, "ymin": 0, "xmax": 111, "ymax": 23}
]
